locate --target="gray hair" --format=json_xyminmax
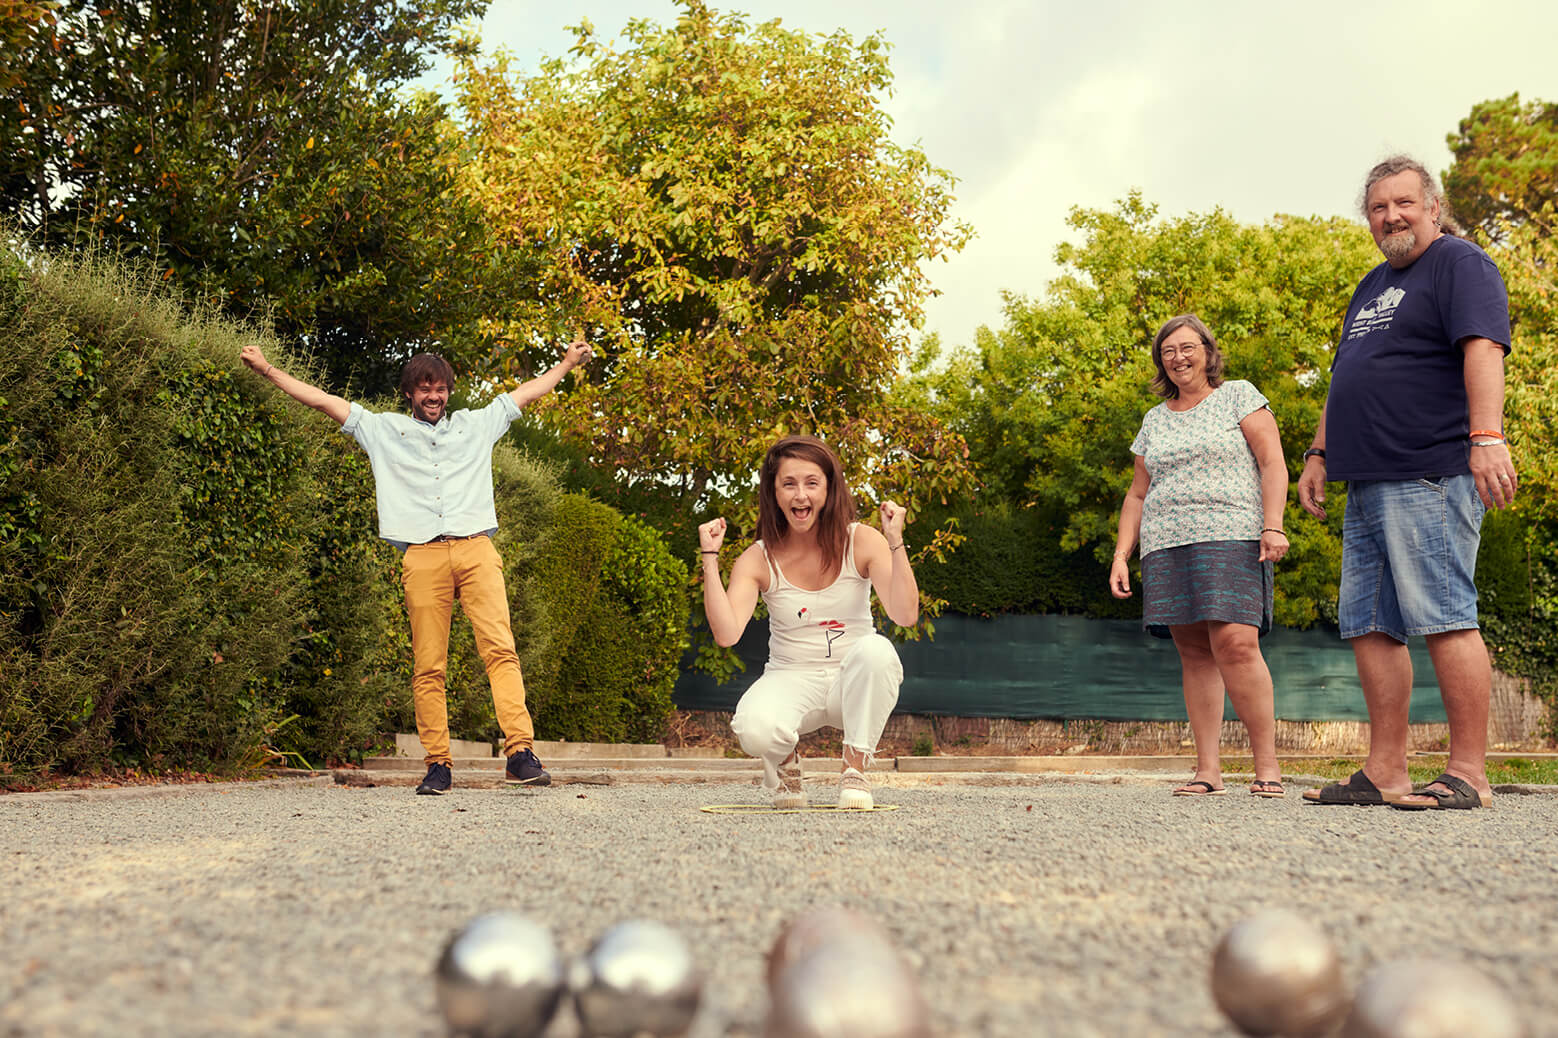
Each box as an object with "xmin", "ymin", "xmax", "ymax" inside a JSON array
[
  {"xmin": 1149, "ymin": 313, "xmax": 1225, "ymax": 400},
  {"xmin": 1358, "ymin": 155, "xmax": 1460, "ymax": 235}
]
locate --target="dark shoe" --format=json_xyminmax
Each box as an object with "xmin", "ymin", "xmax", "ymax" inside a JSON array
[
  {"xmin": 1389, "ymin": 772, "xmax": 1487, "ymax": 811},
  {"xmin": 1301, "ymin": 769, "xmax": 1407, "ymax": 806},
  {"xmin": 506, "ymin": 747, "xmax": 551, "ymax": 787},
  {"xmin": 416, "ymin": 762, "xmax": 452, "ymax": 796}
]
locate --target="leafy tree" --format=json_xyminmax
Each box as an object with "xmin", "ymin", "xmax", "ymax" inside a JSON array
[
  {"xmin": 454, "ymin": 1, "xmax": 974, "ymax": 554},
  {"xmin": 1447, "ymin": 95, "xmax": 1558, "ymax": 726},
  {"xmin": 1444, "ymin": 93, "xmax": 1558, "ymax": 242},
  {"xmin": 907, "ymin": 196, "xmax": 1380, "ymax": 627},
  {"xmin": 0, "ymin": 0, "xmax": 521, "ymax": 393}
]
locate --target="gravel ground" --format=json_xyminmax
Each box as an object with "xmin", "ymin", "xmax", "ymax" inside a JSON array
[{"xmin": 3, "ymin": 774, "xmax": 1556, "ymax": 1037}]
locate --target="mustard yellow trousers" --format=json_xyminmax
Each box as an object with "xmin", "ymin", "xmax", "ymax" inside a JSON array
[{"xmin": 401, "ymin": 535, "xmax": 533, "ymax": 764}]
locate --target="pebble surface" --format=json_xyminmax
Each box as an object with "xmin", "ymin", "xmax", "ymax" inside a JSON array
[{"xmin": 4, "ymin": 775, "xmax": 1556, "ymax": 1036}]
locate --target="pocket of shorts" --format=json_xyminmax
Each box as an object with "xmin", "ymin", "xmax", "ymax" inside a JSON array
[{"xmin": 1413, "ymin": 476, "xmax": 1446, "ymax": 491}]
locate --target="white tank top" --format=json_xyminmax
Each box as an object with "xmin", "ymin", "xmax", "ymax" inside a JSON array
[{"xmin": 759, "ymin": 523, "xmax": 874, "ymax": 668}]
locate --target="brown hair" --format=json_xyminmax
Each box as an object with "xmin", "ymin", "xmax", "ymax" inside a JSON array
[
  {"xmin": 1149, "ymin": 314, "xmax": 1225, "ymax": 399},
  {"xmin": 1359, "ymin": 154, "xmax": 1460, "ymax": 236},
  {"xmin": 757, "ymin": 436, "xmax": 857, "ymax": 581},
  {"xmin": 399, "ymin": 353, "xmax": 456, "ymax": 401}
]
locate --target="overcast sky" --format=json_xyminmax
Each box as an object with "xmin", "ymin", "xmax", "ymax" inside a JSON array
[{"xmin": 420, "ymin": 0, "xmax": 1558, "ymax": 349}]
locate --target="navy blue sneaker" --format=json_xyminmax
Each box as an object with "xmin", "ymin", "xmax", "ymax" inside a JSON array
[
  {"xmin": 416, "ymin": 762, "xmax": 452, "ymax": 795},
  {"xmin": 505, "ymin": 748, "xmax": 551, "ymax": 786}
]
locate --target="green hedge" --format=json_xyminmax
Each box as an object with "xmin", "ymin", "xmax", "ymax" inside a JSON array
[
  {"xmin": 0, "ymin": 244, "xmax": 688, "ymax": 782},
  {"xmin": 914, "ymin": 503, "xmax": 1135, "ymax": 620}
]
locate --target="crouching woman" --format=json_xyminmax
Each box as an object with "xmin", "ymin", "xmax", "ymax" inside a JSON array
[{"xmin": 698, "ymin": 436, "xmax": 919, "ymax": 810}]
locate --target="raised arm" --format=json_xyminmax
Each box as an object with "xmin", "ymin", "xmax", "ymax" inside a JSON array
[
  {"xmin": 1240, "ymin": 407, "xmax": 1291, "ymax": 563},
  {"xmin": 240, "ymin": 343, "xmax": 350, "ymax": 425},
  {"xmin": 858, "ymin": 502, "xmax": 919, "ymax": 627},
  {"xmin": 1109, "ymin": 455, "xmax": 1150, "ymax": 599},
  {"xmin": 508, "ymin": 335, "xmax": 593, "ymax": 409},
  {"xmin": 699, "ymin": 518, "xmax": 766, "ymax": 647}
]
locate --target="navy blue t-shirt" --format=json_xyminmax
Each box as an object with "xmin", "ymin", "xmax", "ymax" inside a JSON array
[{"xmin": 1326, "ymin": 234, "xmax": 1510, "ymax": 480}]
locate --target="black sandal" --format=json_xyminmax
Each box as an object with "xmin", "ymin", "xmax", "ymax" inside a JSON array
[{"xmin": 1389, "ymin": 772, "xmax": 1487, "ymax": 811}]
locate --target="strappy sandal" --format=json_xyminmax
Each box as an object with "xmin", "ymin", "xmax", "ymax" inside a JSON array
[{"xmin": 1389, "ymin": 772, "xmax": 1488, "ymax": 811}]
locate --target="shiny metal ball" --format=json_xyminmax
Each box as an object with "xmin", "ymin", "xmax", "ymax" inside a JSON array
[
  {"xmin": 434, "ymin": 912, "xmax": 566, "ymax": 1038},
  {"xmin": 765, "ymin": 910, "xmax": 929, "ymax": 1038},
  {"xmin": 765, "ymin": 907, "xmax": 889, "ymax": 991},
  {"xmin": 571, "ymin": 919, "xmax": 703, "ymax": 1038},
  {"xmin": 1209, "ymin": 910, "xmax": 1349, "ymax": 1037},
  {"xmin": 1340, "ymin": 958, "xmax": 1524, "ymax": 1038}
]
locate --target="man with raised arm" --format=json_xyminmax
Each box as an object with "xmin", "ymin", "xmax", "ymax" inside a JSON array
[
  {"xmin": 240, "ymin": 340, "xmax": 592, "ymax": 795},
  {"xmin": 1298, "ymin": 156, "xmax": 1517, "ymax": 811}
]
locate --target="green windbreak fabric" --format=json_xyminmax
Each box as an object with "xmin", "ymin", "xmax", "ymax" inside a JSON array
[{"xmin": 673, "ymin": 613, "xmax": 1448, "ymax": 722}]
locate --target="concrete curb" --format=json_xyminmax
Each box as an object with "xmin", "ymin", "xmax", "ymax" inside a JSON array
[{"xmin": 1, "ymin": 771, "xmax": 334, "ymax": 804}]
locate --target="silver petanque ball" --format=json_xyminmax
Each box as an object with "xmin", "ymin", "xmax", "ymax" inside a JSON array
[
  {"xmin": 1340, "ymin": 958, "xmax": 1524, "ymax": 1038},
  {"xmin": 435, "ymin": 912, "xmax": 566, "ymax": 1038},
  {"xmin": 765, "ymin": 907, "xmax": 889, "ymax": 991},
  {"xmin": 571, "ymin": 919, "xmax": 703, "ymax": 1038},
  {"xmin": 765, "ymin": 913, "xmax": 929, "ymax": 1038},
  {"xmin": 1210, "ymin": 910, "xmax": 1349, "ymax": 1037}
]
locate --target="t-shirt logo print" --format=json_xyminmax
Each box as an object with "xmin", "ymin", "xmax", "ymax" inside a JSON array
[
  {"xmin": 1346, "ymin": 287, "xmax": 1407, "ymax": 340},
  {"xmin": 818, "ymin": 619, "xmax": 846, "ymax": 657}
]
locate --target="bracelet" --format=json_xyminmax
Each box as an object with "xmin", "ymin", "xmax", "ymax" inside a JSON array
[
  {"xmin": 1262, "ymin": 528, "xmax": 1286, "ymax": 536},
  {"xmin": 1302, "ymin": 447, "xmax": 1325, "ymax": 461},
  {"xmin": 888, "ymin": 543, "xmax": 904, "ymax": 552},
  {"xmin": 1471, "ymin": 440, "xmax": 1506, "ymax": 447},
  {"xmin": 263, "ymin": 364, "xmax": 274, "ymax": 377},
  {"xmin": 700, "ymin": 550, "xmax": 718, "ymax": 555},
  {"xmin": 1468, "ymin": 429, "xmax": 1504, "ymax": 441},
  {"xmin": 1112, "ymin": 553, "xmax": 1129, "ymax": 561}
]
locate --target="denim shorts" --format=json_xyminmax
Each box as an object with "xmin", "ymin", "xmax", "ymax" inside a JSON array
[{"xmin": 1338, "ymin": 475, "xmax": 1485, "ymax": 642}]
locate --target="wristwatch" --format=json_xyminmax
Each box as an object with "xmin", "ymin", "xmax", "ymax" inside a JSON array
[{"xmin": 1303, "ymin": 447, "xmax": 1326, "ymax": 461}]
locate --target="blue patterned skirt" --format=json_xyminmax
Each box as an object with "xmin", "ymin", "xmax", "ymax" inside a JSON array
[{"xmin": 1140, "ymin": 540, "xmax": 1273, "ymax": 640}]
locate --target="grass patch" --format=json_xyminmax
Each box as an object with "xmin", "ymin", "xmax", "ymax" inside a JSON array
[{"xmin": 1240, "ymin": 756, "xmax": 1558, "ymax": 785}]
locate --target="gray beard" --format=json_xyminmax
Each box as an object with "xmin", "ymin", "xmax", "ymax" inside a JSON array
[{"xmin": 1380, "ymin": 228, "xmax": 1417, "ymax": 262}]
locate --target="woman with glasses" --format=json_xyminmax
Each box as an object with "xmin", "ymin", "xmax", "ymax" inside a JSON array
[{"xmin": 1108, "ymin": 314, "xmax": 1290, "ymax": 798}]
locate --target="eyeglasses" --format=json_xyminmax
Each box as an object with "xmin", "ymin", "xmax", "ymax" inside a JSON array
[{"xmin": 1159, "ymin": 343, "xmax": 1203, "ymax": 360}]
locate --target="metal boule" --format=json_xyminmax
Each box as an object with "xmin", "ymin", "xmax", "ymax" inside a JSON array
[
  {"xmin": 572, "ymin": 919, "xmax": 703, "ymax": 1038},
  {"xmin": 1209, "ymin": 909, "xmax": 1349, "ymax": 1037},
  {"xmin": 766, "ymin": 907, "xmax": 891, "ymax": 991},
  {"xmin": 765, "ymin": 912, "xmax": 929, "ymax": 1038},
  {"xmin": 434, "ymin": 912, "xmax": 566, "ymax": 1038},
  {"xmin": 1339, "ymin": 958, "xmax": 1524, "ymax": 1038}
]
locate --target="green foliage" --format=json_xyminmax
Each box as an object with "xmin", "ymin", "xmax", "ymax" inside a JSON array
[
  {"xmin": 1444, "ymin": 93, "xmax": 1558, "ymax": 242},
  {"xmin": 0, "ymin": 243, "xmax": 374, "ymax": 777},
  {"xmin": 913, "ymin": 503, "xmax": 1132, "ymax": 620},
  {"xmin": 906, "ymin": 197, "xmax": 1379, "ymax": 627},
  {"xmin": 1445, "ymin": 94, "xmax": 1558, "ymax": 726},
  {"xmin": 455, "ymin": 0, "xmax": 974, "ymax": 562},
  {"xmin": 0, "ymin": 0, "xmax": 528, "ymax": 394},
  {"xmin": 0, "ymin": 242, "xmax": 687, "ymax": 781}
]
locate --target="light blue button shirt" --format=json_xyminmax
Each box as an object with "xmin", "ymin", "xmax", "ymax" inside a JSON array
[{"xmin": 340, "ymin": 395, "xmax": 521, "ymax": 545}]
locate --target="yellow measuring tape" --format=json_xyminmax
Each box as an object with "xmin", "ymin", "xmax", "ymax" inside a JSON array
[{"xmin": 700, "ymin": 803, "xmax": 901, "ymax": 814}]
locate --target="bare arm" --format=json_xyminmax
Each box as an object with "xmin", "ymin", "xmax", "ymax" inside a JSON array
[
  {"xmin": 859, "ymin": 502, "xmax": 918, "ymax": 627},
  {"xmin": 240, "ymin": 343, "xmax": 350, "ymax": 425},
  {"xmin": 1463, "ymin": 336, "xmax": 1516, "ymax": 510},
  {"xmin": 1240, "ymin": 407, "xmax": 1290, "ymax": 563},
  {"xmin": 1297, "ymin": 401, "xmax": 1328, "ymax": 520},
  {"xmin": 509, "ymin": 336, "xmax": 593, "ymax": 409},
  {"xmin": 698, "ymin": 519, "xmax": 766, "ymax": 647},
  {"xmin": 1109, "ymin": 455, "xmax": 1150, "ymax": 599}
]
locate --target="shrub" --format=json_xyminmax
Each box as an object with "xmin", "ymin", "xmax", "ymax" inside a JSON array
[{"xmin": 0, "ymin": 242, "xmax": 689, "ymax": 781}]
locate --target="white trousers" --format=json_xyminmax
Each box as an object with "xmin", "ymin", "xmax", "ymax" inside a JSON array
[{"xmin": 730, "ymin": 634, "xmax": 904, "ymax": 790}]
